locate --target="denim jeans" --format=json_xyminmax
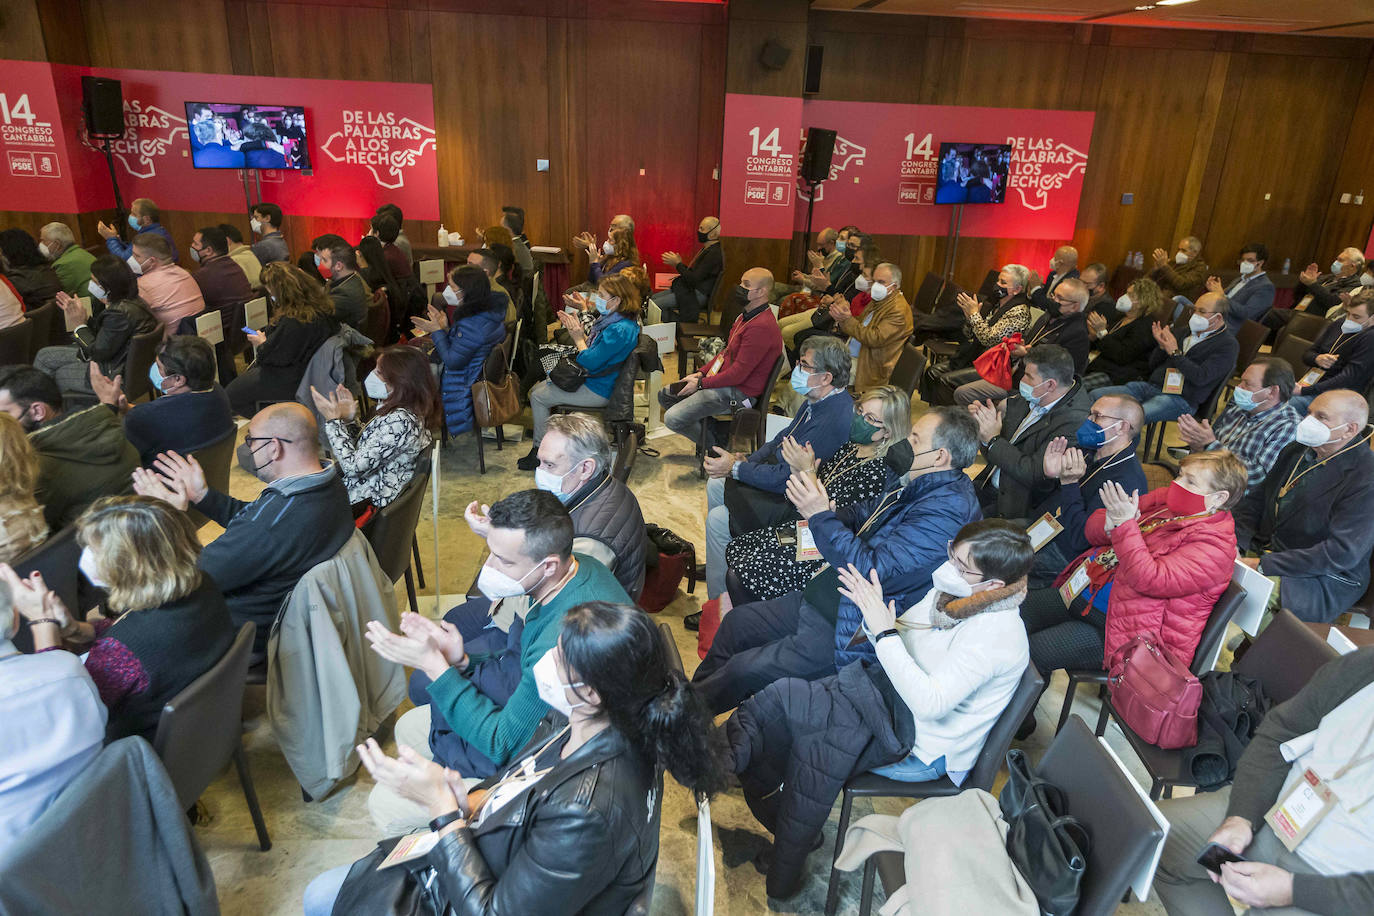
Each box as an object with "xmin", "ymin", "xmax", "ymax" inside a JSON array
[
  {"xmin": 303, "ymin": 863, "xmax": 353, "ymax": 916},
  {"xmin": 869, "ymin": 752, "xmax": 949, "ymax": 783},
  {"xmin": 1088, "ymin": 380, "xmax": 1192, "ymax": 424},
  {"xmin": 1287, "ymin": 393, "xmax": 1314, "ymax": 416}
]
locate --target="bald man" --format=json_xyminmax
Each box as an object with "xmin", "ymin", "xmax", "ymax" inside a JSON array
[
  {"xmin": 1234, "ymin": 389, "xmax": 1374, "ymax": 623},
  {"xmin": 133, "ymin": 402, "xmax": 353, "ymax": 654},
  {"xmin": 1029, "ymin": 244, "xmax": 1079, "ymax": 313},
  {"xmin": 651, "ymin": 215, "xmax": 724, "ymax": 324}
]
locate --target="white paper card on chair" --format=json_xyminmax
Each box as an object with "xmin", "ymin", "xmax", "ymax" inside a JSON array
[
  {"xmin": 418, "ymin": 259, "xmax": 445, "ymax": 284},
  {"xmin": 1327, "ymin": 627, "xmax": 1358, "ymax": 655},
  {"xmin": 64, "ymin": 296, "xmax": 93, "ymax": 331},
  {"xmin": 530, "ymin": 245, "xmax": 562, "ymax": 254},
  {"xmin": 644, "ymin": 321, "xmax": 676, "ymax": 357},
  {"xmin": 1095, "ymin": 737, "xmax": 1170, "ymax": 901},
  {"xmin": 1228, "ymin": 560, "xmax": 1275, "ymax": 637},
  {"xmin": 696, "ymin": 797, "xmax": 715, "ymax": 916},
  {"xmin": 195, "ymin": 311, "xmax": 224, "ymax": 345},
  {"xmin": 244, "ymin": 296, "xmax": 269, "ymax": 330}
]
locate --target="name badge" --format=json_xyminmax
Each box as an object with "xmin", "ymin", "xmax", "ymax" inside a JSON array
[
  {"xmin": 1027, "ymin": 512, "xmax": 1064, "ymax": 552},
  {"xmin": 1059, "ymin": 563, "xmax": 1091, "ymax": 607},
  {"xmin": 795, "ymin": 519, "xmax": 821, "ymax": 562},
  {"xmin": 1264, "ymin": 768, "xmax": 1337, "ymax": 852},
  {"xmin": 377, "ymin": 829, "xmax": 442, "ymax": 870},
  {"xmin": 1300, "ymin": 368, "xmax": 1324, "ymax": 386},
  {"xmin": 1162, "ymin": 368, "xmax": 1184, "ymax": 395}
]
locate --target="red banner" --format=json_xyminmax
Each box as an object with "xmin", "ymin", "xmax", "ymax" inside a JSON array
[
  {"xmin": 720, "ymin": 94, "xmax": 1094, "ymax": 241},
  {"xmin": 0, "ymin": 61, "xmax": 84, "ymax": 212},
  {"xmin": 720, "ymin": 94, "xmax": 805, "ymax": 240},
  {"xmin": 1, "ymin": 60, "xmax": 439, "ymax": 220}
]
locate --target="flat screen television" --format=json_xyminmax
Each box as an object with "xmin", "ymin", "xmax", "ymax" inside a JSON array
[
  {"xmin": 934, "ymin": 141, "xmax": 1012, "ymax": 204},
  {"xmin": 184, "ymin": 102, "xmax": 310, "ymax": 170}
]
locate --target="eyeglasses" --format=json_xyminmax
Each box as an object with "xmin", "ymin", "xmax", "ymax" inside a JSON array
[
  {"xmin": 946, "ymin": 541, "xmax": 979, "ymax": 578},
  {"xmin": 798, "ymin": 361, "xmax": 818, "ymax": 373},
  {"xmin": 1087, "ymin": 411, "xmax": 1127, "ymax": 426},
  {"xmin": 243, "ymin": 434, "xmax": 294, "ymax": 447}
]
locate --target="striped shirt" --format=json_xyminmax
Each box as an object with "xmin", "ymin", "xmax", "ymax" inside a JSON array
[{"xmin": 1206, "ymin": 402, "xmax": 1300, "ymax": 494}]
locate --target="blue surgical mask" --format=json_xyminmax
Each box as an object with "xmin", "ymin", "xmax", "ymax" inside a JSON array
[
  {"xmin": 127, "ymin": 213, "xmax": 139, "ymax": 230},
  {"xmin": 1019, "ymin": 379, "xmax": 1044, "ymax": 406},
  {"xmin": 1075, "ymin": 418, "xmax": 1121, "ymax": 450},
  {"xmin": 591, "ymin": 294, "xmax": 611, "ymax": 315},
  {"xmin": 314, "ymin": 253, "xmax": 324, "ymax": 268},
  {"xmin": 835, "ymin": 239, "xmax": 847, "ymax": 253},
  {"xmin": 148, "ymin": 361, "xmax": 165, "ymax": 392},
  {"xmin": 790, "ymin": 364, "xmax": 815, "ymax": 396},
  {"xmin": 1231, "ymin": 386, "xmax": 1260, "ymax": 411}
]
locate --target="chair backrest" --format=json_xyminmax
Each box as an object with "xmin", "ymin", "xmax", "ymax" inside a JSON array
[
  {"xmin": 717, "ymin": 292, "xmax": 747, "ymax": 343},
  {"xmin": 1271, "ymin": 334, "xmax": 1313, "ymax": 379},
  {"xmin": 152, "ymin": 622, "xmax": 255, "ymax": 810},
  {"xmin": 888, "ymin": 342, "xmax": 926, "ymax": 398},
  {"xmin": 912, "ymin": 271, "xmax": 945, "ymax": 315},
  {"xmin": 611, "ymin": 424, "xmax": 640, "ymax": 483},
  {"xmin": 757, "ymin": 352, "xmax": 789, "ymax": 422},
  {"xmin": 8, "ymin": 526, "xmax": 82, "ymax": 653},
  {"xmin": 658, "ymin": 622, "xmax": 685, "ymax": 676},
  {"xmin": 1189, "ymin": 580, "xmax": 1247, "ymax": 674},
  {"xmin": 974, "ymin": 268, "xmax": 1000, "ymax": 302},
  {"xmin": 0, "ymin": 317, "xmax": 33, "ymax": 366},
  {"xmin": 1038, "ymin": 717, "xmax": 1166, "ymax": 916},
  {"xmin": 190, "ymin": 429, "xmax": 237, "ymax": 497},
  {"xmin": 364, "ymin": 464, "xmax": 431, "ymax": 583},
  {"xmin": 24, "ymin": 300, "xmax": 59, "ymax": 356},
  {"xmin": 122, "ymin": 326, "xmax": 164, "ymax": 403},
  {"xmin": 1025, "ymin": 305, "xmax": 1046, "ymax": 330},
  {"xmin": 964, "ymin": 662, "xmax": 1045, "ymax": 791},
  {"xmin": 701, "ymin": 264, "xmax": 728, "ymax": 325},
  {"xmin": 1232, "ymin": 319, "xmax": 1268, "ymax": 376},
  {"xmin": 934, "ymin": 282, "xmax": 964, "ymax": 313},
  {"xmin": 1234, "ymin": 608, "xmax": 1338, "ymax": 705},
  {"xmin": 1276, "ymin": 311, "xmax": 1332, "ymax": 350}
]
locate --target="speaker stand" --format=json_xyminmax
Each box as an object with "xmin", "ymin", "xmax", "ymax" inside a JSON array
[
  {"xmin": 240, "ymin": 168, "xmax": 255, "ymax": 215},
  {"xmin": 941, "ymin": 203, "xmax": 966, "ymax": 281},
  {"xmin": 97, "ymin": 137, "xmax": 127, "ymax": 238},
  {"xmin": 800, "ymin": 177, "xmax": 824, "ymax": 272}
]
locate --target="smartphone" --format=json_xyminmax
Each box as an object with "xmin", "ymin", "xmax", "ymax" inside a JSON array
[
  {"xmin": 1196, "ymin": 842, "xmax": 1246, "ymax": 873},
  {"xmin": 242, "ymin": 326, "xmax": 256, "ymax": 334}
]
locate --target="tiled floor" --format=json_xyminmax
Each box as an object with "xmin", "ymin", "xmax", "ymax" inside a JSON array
[{"xmin": 194, "ymin": 390, "xmax": 1174, "ymax": 915}]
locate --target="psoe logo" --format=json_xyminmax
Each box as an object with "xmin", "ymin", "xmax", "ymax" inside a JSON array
[
  {"xmin": 797, "ymin": 132, "xmax": 867, "ymax": 203},
  {"xmin": 81, "ymin": 100, "xmax": 187, "ymax": 180},
  {"xmin": 319, "ymin": 110, "xmax": 435, "ymax": 190},
  {"xmin": 1005, "ymin": 137, "xmax": 1088, "ymax": 211}
]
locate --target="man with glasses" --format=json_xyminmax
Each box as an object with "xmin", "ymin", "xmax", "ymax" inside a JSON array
[
  {"xmin": 1175, "ymin": 357, "xmax": 1299, "ymax": 496},
  {"xmin": 1088, "ymin": 291, "xmax": 1238, "ymax": 425},
  {"xmin": 132, "ymin": 402, "xmax": 353, "ymax": 655}
]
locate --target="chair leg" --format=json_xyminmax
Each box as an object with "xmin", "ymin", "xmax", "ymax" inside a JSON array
[
  {"xmin": 495, "ymin": 423, "xmax": 505, "ymax": 451},
  {"xmin": 1055, "ymin": 676, "xmax": 1080, "ymax": 734},
  {"xmin": 404, "ymin": 566, "xmax": 419, "ymax": 616},
  {"xmin": 824, "ymin": 790, "xmax": 855, "ymax": 916},
  {"xmin": 1094, "ymin": 697, "xmax": 1112, "ymax": 737},
  {"xmin": 858, "ymin": 857, "xmax": 877, "ymax": 916},
  {"xmin": 412, "ymin": 535, "xmax": 425, "ymax": 589},
  {"xmin": 1150, "ymin": 779, "xmax": 1166, "ymax": 801},
  {"xmin": 476, "ymin": 427, "xmax": 486, "ymax": 474},
  {"xmin": 233, "ymin": 745, "xmax": 272, "ymax": 851}
]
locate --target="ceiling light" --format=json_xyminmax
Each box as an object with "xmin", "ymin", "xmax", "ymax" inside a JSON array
[
  {"xmin": 1134, "ymin": 4, "xmax": 1156, "ymax": 8},
  {"xmin": 1156, "ymin": 0, "xmax": 1201, "ymax": 6}
]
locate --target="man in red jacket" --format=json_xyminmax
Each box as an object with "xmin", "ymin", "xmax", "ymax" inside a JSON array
[{"xmin": 658, "ymin": 267, "xmax": 784, "ymax": 446}]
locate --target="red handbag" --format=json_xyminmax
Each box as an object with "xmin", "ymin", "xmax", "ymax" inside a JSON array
[
  {"xmin": 973, "ymin": 332, "xmax": 1022, "ymax": 389},
  {"xmin": 1107, "ymin": 635, "xmax": 1202, "ymax": 749}
]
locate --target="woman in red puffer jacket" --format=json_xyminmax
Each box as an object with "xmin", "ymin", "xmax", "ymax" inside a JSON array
[{"xmin": 1018, "ymin": 449, "xmax": 1246, "ymax": 734}]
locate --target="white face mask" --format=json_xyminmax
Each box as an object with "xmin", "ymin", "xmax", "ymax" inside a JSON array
[
  {"xmin": 533, "ymin": 649, "xmax": 587, "ymax": 717},
  {"xmin": 1341, "ymin": 318, "xmax": 1365, "ymax": 335},
  {"xmin": 1238, "ymin": 261, "xmax": 1256, "ymax": 276},
  {"xmin": 534, "ymin": 465, "xmax": 577, "ymax": 503},
  {"xmin": 127, "ymin": 254, "xmax": 144, "ymax": 275},
  {"xmin": 363, "ymin": 370, "xmax": 389, "ymax": 401},
  {"xmin": 87, "ymin": 279, "xmax": 106, "ymax": 303},
  {"xmin": 1174, "ymin": 251, "xmax": 1189, "ymax": 264},
  {"xmin": 1115, "ymin": 293, "xmax": 1133, "ymax": 314},
  {"xmin": 250, "ymin": 218, "xmax": 263, "ymax": 234},
  {"xmin": 78, "ymin": 546, "xmax": 107, "ymax": 587},
  {"xmin": 1361, "ymin": 273, "xmax": 1374, "ymax": 287},
  {"xmin": 930, "ymin": 560, "xmax": 986, "ymax": 599},
  {"xmin": 602, "ymin": 239, "xmax": 615, "ymax": 256},
  {"xmin": 442, "ymin": 285, "xmax": 460, "ymax": 307},
  {"xmin": 869, "ymin": 281, "xmax": 890, "ymax": 302},
  {"xmin": 1295, "ymin": 414, "xmax": 1340, "ymax": 448},
  {"xmin": 476, "ymin": 559, "xmax": 544, "ymax": 599},
  {"xmin": 854, "ymin": 275, "xmax": 871, "ymax": 292},
  {"xmin": 38, "ymin": 242, "xmax": 51, "ymax": 260},
  {"xmin": 1188, "ymin": 312, "xmax": 1211, "ymax": 335}
]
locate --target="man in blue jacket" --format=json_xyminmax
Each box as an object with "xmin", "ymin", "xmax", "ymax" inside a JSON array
[
  {"xmin": 692, "ymin": 406, "xmax": 982, "ymax": 713},
  {"xmin": 96, "ymin": 197, "xmax": 178, "ymax": 263},
  {"xmin": 695, "ymin": 335, "xmax": 854, "ymax": 628}
]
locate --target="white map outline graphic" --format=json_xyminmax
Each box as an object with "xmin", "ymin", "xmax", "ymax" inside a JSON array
[
  {"xmin": 81, "ymin": 104, "xmax": 187, "ymax": 180},
  {"xmin": 1011, "ymin": 140, "xmax": 1087, "ymax": 211},
  {"xmin": 797, "ymin": 130, "xmax": 867, "ymax": 203},
  {"xmin": 319, "ymin": 116, "xmax": 436, "ymax": 190}
]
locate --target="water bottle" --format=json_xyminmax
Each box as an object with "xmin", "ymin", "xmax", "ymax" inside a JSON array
[
  {"xmin": 1124, "ymin": 250, "xmax": 1133, "ymax": 266},
  {"xmin": 1282, "ymin": 258, "xmax": 1291, "ymax": 274},
  {"xmin": 1134, "ymin": 251, "xmax": 1144, "ymax": 270},
  {"xmin": 437, "ymin": 224, "xmax": 448, "ymax": 247}
]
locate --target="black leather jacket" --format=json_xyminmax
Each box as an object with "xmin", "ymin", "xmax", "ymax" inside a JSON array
[{"xmin": 427, "ymin": 715, "xmax": 662, "ymax": 915}]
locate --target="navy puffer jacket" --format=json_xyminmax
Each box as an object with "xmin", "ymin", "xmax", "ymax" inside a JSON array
[{"xmin": 432, "ymin": 303, "xmax": 506, "ymax": 435}]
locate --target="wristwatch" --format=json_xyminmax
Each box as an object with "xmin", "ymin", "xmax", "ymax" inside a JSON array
[
  {"xmin": 428, "ymin": 810, "xmax": 465, "ymax": 832},
  {"xmin": 874, "ymin": 628, "xmax": 900, "ymax": 643}
]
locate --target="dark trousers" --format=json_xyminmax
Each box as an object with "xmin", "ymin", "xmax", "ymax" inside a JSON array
[
  {"xmin": 1021, "ymin": 586, "xmax": 1107, "ymax": 676},
  {"xmin": 691, "ymin": 592, "xmax": 837, "ymax": 715}
]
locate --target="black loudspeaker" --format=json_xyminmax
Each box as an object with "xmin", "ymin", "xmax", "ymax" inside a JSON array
[
  {"xmin": 82, "ymin": 76, "xmax": 124, "ymax": 138},
  {"xmin": 804, "ymin": 45, "xmax": 824, "ymax": 94},
  {"xmin": 799, "ymin": 127, "xmax": 836, "ymax": 185},
  {"xmin": 759, "ymin": 40, "xmax": 791, "ymax": 71}
]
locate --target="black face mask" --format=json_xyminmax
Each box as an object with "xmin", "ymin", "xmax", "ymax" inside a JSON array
[
  {"xmin": 733, "ymin": 284, "xmax": 752, "ymax": 308},
  {"xmin": 697, "ymin": 231, "xmax": 711, "ymax": 243},
  {"xmin": 236, "ymin": 439, "xmax": 271, "ymax": 480},
  {"xmin": 994, "ymin": 286, "xmax": 1010, "ymax": 300},
  {"xmin": 883, "ymin": 438, "xmax": 915, "ymax": 476}
]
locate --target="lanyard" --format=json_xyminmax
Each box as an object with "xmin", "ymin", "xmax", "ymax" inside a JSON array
[
  {"xmin": 1278, "ymin": 436, "xmax": 1368, "ymax": 499},
  {"xmin": 1077, "ymin": 448, "xmax": 1134, "ymax": 491},
  {"xmin": 856, "ymin": 489, "xmax": 903, "ymax": 537}
]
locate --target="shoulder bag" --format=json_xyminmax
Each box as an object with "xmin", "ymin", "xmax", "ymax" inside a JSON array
[
  {"xmin": 999, "ymin": 748, "xmax": 1090, "ymax": 916},
  {"xmin": 1107, "ymin": 634, "xmax": 1202, "ymax": 749}
]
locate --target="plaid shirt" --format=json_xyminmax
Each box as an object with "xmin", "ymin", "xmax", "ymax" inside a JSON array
[{"xmin": 1206, "ymin": 402, "xmax": 1300, "ymax": 493}]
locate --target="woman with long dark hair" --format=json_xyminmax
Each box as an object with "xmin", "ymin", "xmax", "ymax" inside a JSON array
[
  {"xmin": 357, "ymin": 234, "xmax": 410, "ymax": 342},
  {"xmin": 304, "ymin": 601, "xmax": 727, "ymax": 915}
]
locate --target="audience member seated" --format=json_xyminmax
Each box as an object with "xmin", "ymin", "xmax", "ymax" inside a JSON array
[
  {"xmin": 650, "ymin": 215, "xmax": 723, "ymax": 323},
  {"xmin": 1027, "ymin": 394, "xmax": 1147, "ymax": 586},
  {"xmin": 489, "ymin": 243, "xmax": 525, "ymax": 320},
  {"xmin": 0, "ymin": 571, "xmax": 105, "ymax": 850},
  {"xmin": 0, "ymin": 367, "xmax": 137, "ymax": 529},
  {"xmin": 220, "ymin": 222, "xmax": 263, "ymax": 289},
  {"xmin": 129, "ymin": 233, "xmax": 205, "ymax": 338},
  {"xmin": 1217, "ymin": 242, "xmax": 1276, "ymax": 330},
  {"xmin": 189, "ymin": 225, "xmax": 252, "ymax": 324},
  {"xmin": 38, "ymin": 222, "xmax": 95, "ymax": 298},
  {"xmin": 724, "ymin": 521, "xmax": 1033, "ymax": 899},
  {"xmin": 658, "ymin": 269, "xmax": 782, "ymax": 448},
  {"xmin": 951, "ymin": 277, "xmax": 1091, "ymax": 405},
  {"xmin": 532, "ymin": 413, "xmax": 647, "ymax": 600},
  {"xmin": 375, "ymin": 203, "xmax": 412, "ymax": 263},
  {"xmin": 1081, "ymin": 277, "xmax": 1169, "ymax": 390},
  {"xmin": 132, "ymin": 403, "xmax": 353, "ymax": 655},
  {"xmin": 1295, "ymin": 246, "xmax": 1366, "ymax": 314},
  {"xmin": 1290, "ymin": 294, "xmax": 1374, "ymax": 415},
  {"xmin": 34, "ymin": 256, "xmax": 158, "ymax": 402},
  {"xmin": 312, "ymin": 237, "xmax": 368, "ymax": 329},
  {"xmin": 781, "ymin": 240, "xmax": 876, "ymax": 357},
  {"xmin": 1176, "ymin": 357, "xmax": 1299, "ymax": 495},
  {"xmin": 98, "ymin": 197, "xmax": 177, "ymax": 263},
  {"xmin": 929, "ymin": 264, "xmax": 1032, "ymax": 386},
  {"xmin": 970, "ymin": 344, "xmax": 1091, "ymax": 520},
  {"xmin": 726, "ymin": 386, "xmax": 910, "ymax": 603},
  {"xmin": 500, "ymin": 205, "xmax": 533, "ymax": 274},
  {"xmin": 357, "ymin": 234, "xmax": 411, "ymax": 343},
  {"xmin": 304, "ymin": 601, "xmax": 724, "ymax": 916},
  {"xmin": 412, "ymin": 265, "xmax": 506, "ymax": 441},
  {"xmin": 833, "ymin": 261, "xmax": 914, "ymax": 390},
  {"xmin": 7, "ymin": 496, "xmax": 233, "ymax": 741},
  {"xmin": 1089, "ymin": 291, "xmax": 1238, "ymax": 425},
  {"xmin": 1080, "ymin": 261, "xmax": 1112, "ymax": 322},
  {"xmin": 225, "ymin": 262, "xmax": 338, "ymax": 418},
  {"xmin": 1149, "ymin": 235, "xmax": 1209, "ymax": 301},
  {"xmin": 1152, "ymin": 646, "xmax": 1374, "ymax": 916},
  {"xmin": 1018, "ymin": 450, "xmax": 1244, "ymax": 736},
  {"xmin": 369, "ymin": 491, "xmax": 630, "ymax": 830},
  {"xmin": 0, "ymin": 414, "xmax": 47, "ymax": 564},
  {"xmin": 1028, "ymin": 245, "xmax": 1079, "ymax": 313},
  {"xmin": 693, "ymin": 405, "xmax": 981, "ymax": 715},
  {"xmin": 1234, "ymin": 389, "xmax": 1374, "ymax": 623},
  {"xmin": 780, "ymin": 227, "xmax": 852, "ymax": 308},
  {"xmin": 249, "ymin": 202, "xmax": 289, "ymax": 265},
  {"xmin": 465, "ymin": 248, "xmax": 514, "ymax": 323},
  {"xmin": 0, "ymin": 229, "xmax": 62, "ymax": 309},
  {"xmin": 0, "ymin": 272, "xmax": 22, "ymax": 329},
  {"xmin": 120, "ymin": 336, "xmax": 235, "ymax": 466},
  {"xmin": 572, "ymin": 214, "xmax": 638, "ymax": 286},
  {"xmin": 520, "ymin": 274, "xmax": 641, "ymax": 470},
  {"xmin": 696, "ymin": 336, "xmax": 854, "ymax": 626},
  {"xmin": 312, "ymin": 345, "xmax": 436, "ymax": 511}
]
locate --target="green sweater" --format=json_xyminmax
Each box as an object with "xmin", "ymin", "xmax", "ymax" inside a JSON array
[
  {"xmin": 51, "ymin": 245, "xmax": 95, "ymax": 298},
  {"xmin": 425, "ymin": 554, "xmax": 630, "ymax": 767}
]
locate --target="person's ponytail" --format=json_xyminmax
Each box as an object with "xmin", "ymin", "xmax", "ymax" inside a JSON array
[{"xmin": 635, "ymin": 669, "xmax": 730, "ymax": 799}]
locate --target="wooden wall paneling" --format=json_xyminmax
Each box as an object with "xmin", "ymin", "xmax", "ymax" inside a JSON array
[
  {"xmin": 1315, "ymin": 54, "xmax": 1374, "ymax": 259},
  {"xmin": 695, "ymin": 20, "xmax": 729, "ymax": 313},
  {"xmin": 806, "ymin": 12, "xmax": 930, "ymax": 105},
  {"xmin": 546, "ymin": 14, "xmax": 585, "ymax": 262},
  {"xmin": 223, "ymin": 0, "xmax": 258, "ymax": 76},
  {"xmin": 0, "ymin": 1, "xmax": 46, "ymax": 62},
  {"xmin": 724, "ymin": 0, "xmax": 806, "ymax": 97},
  {"xmin": 1169, "ymin": 47, "xmax": 1235, "ymax": 249},
  {"xmin": 265, "ymin": 4, "xmax": 391, "ymax": 81},
  {"xmin": 82, "ymin": 0, "xmax": 235, "ymax": 73},
  {"xmin": 37, "ymin": 0, "xmax": 91, "ymax": 66}
]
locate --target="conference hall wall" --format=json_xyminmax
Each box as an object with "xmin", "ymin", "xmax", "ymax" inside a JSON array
[
  {"xmin": 726, "ymin": 0, "xmax": 1374, "ymax": 297},
  {"xmin": 0, "ymin": 0, "xmax": 726, "ymax": 284}
]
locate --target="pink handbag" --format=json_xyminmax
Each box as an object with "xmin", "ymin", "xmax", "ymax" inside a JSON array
[{"xmin": 1107, "ymin": 635, "xmax": 1202, "ymax": 749}]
